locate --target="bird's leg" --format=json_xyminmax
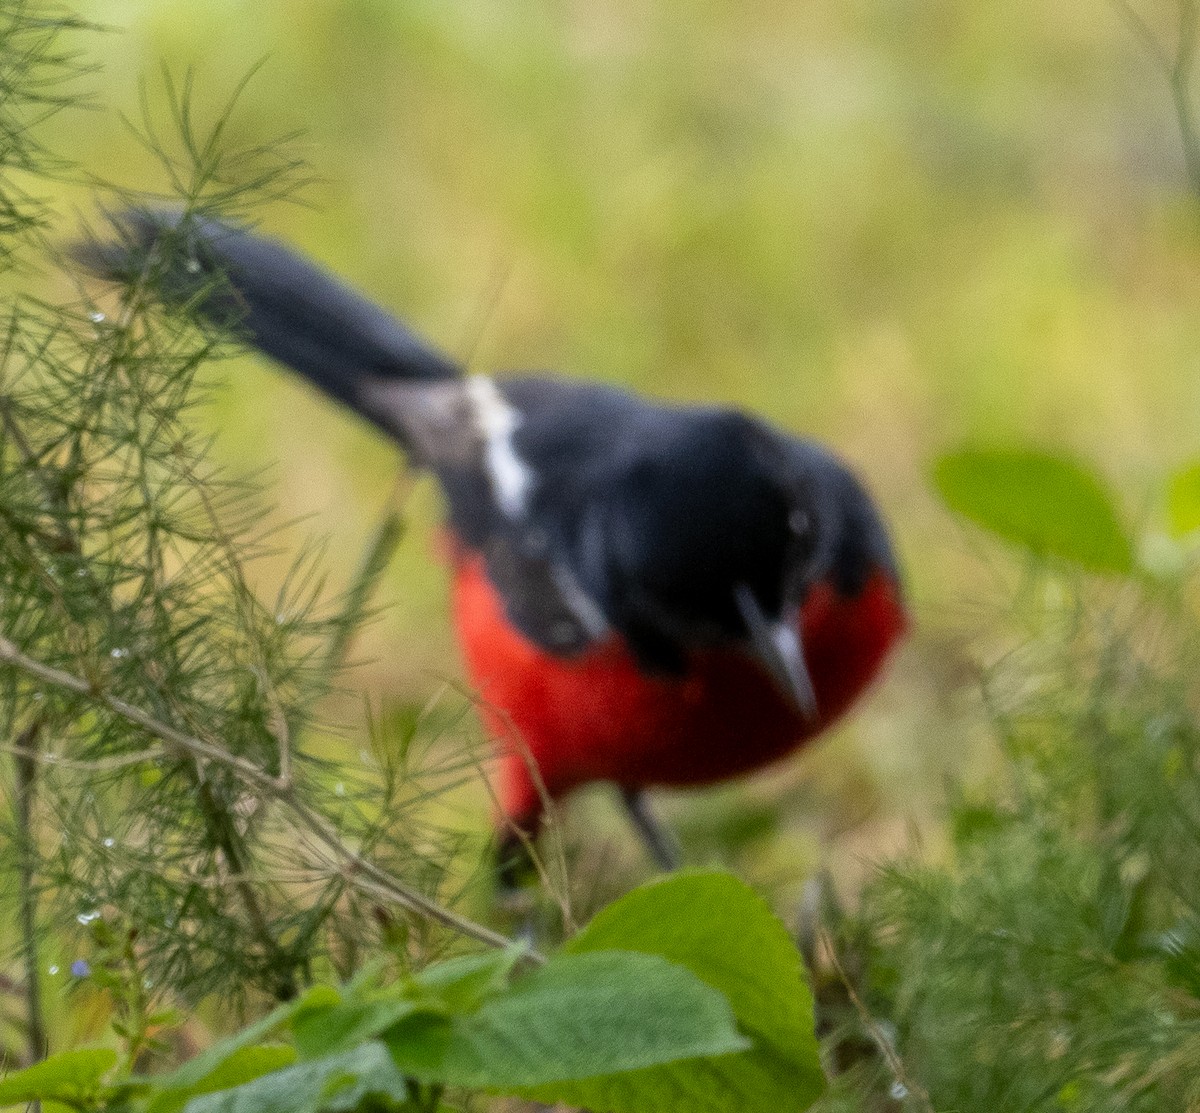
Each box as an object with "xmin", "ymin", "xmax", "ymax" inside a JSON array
[
  {"xmin": 493, "ymin": 828, "xmax": 541, "ymax": 941},
  {"xmin": 620, "ymin": 788, "xmax": 681, "ymax": 871}
]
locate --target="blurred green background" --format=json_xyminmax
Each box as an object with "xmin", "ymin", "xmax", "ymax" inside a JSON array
[{"xmin": 34, "ymin": 0, "xmax": 1200, "ymax": 896}]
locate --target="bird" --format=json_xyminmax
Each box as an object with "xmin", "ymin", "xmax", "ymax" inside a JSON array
[{"xmin": 77, "ymin": 209, "xmax": 908, "ymax": 885}]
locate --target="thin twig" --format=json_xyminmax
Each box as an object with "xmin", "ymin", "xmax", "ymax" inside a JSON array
[
  {"xmin": 1172, "ymin": 0, "xmax": 1200, "ymax": 193},
  {"xmin": 13, "ymin": 718, "xmax": 47, "ymax": 1067},
  {"xmin": 0, "ymin": 630, "xmax": 533, "ymax": 959},
  {"xmin": 316, "ymin": 489, "xmax": 408, "ymax": 699},
  {"xmin": 0, "ymin": 742, "xmax": 165, "ymax": 772},
  {"xmin": 819, "ymin": 927, "xmax": 935, "ymax": 1113},
  {"xmin": 1112, "ymin": 0, "xmax": 1171, "ymax": 69},
  {"xmin": 457, "ymin": 256, "xmax": 513, "ymax": 372},
  {"xmin": 448, "ymin": 676, "xmax": 575, "ymax": 933},
  {"xmin": 1112, "ymin": 0, "xmax": 1200, "ymax": 196}
]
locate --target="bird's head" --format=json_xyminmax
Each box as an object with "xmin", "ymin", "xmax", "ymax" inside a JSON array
[
  {"xmin": 730, "ymin": 423, "xmax": 903, "ymax": 717},
  {"xmin": 586, "ymin": 407, "xmax": 902, "ymax": 715}
]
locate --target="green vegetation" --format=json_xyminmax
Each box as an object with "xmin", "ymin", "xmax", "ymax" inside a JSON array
[
  {"xmin": 0, "ymin": 9, "xmax": 825, "ymax": 1110},
  {"xmin": 6, "ymin": 2, "xmax": 1200, "ymax": 1111},
  {"xmin": 0, "ymin": 874, "xmax": 823, "ymax": 1113},
  {"xmin": 812, "ymin": 450, "xmax": 1200, "ymax": 1110}
]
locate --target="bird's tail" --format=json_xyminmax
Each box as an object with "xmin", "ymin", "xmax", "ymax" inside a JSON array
[{"xmin": 74, "ymin": 209, "xmax": 466, "ymax": 452}]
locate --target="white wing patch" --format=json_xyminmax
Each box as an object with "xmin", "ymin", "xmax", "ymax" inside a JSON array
[{"xmin": 466, "ymin": 376, "xmax": 534, "ymax": 519}]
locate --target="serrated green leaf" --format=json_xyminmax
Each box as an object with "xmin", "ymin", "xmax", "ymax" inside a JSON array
[
  {"xmin": 567, "ymin": 872, "xmax": 817, "ymax": 1053},
  {"xmin": 148, "ymin": 1046, "xmax": 296, "ymax": 1113},
  {"xmin": 146, "ymin": 984, "xmax": 338, "ymax": 1111},
  {"xmin": 290, "ymin": 949, "xmax": 526, "ymax": 1062},
  {"xmin": 933, "ymin": 447, "xmax": 1133, "ymax": 574},
  {"xmin": 182, "ymin": 1042, "xmax": 407, "ymax": 1113},
  {"xmin": 385, "ymin": 950, "xmax": 746, "ymax": 1089},
  {"xmin": 533, "ymin": 870, "xmax": 825, "ymax": 1113},
  {"xmin": 533, "ymin": 1048, "xmax": 816, "ymax": 1113},
  {"xmin": 412, "ymin": 946, "xmax": 526, "ymax": 1011},
  {"xmin": 0, "ymin": 1048, "xmax": 117, "ymax": 1106},
  {"xmin": 1167, "ymin": 460, "xmax": 1200, "ymax": 537},
  {"xmin": 292, "ymin": 999, "xmax": 420, "ymax": 1061}
]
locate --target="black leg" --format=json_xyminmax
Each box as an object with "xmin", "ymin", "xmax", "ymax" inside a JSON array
[
  {"xmin": 494, "ymin": 829, "xmax": 542, "ymax": 944},
  {"xmin": 496, "ymin": 828, "xmax": 537, "ymax": 898},
  {"xmin": 620, "ymin": 788, "xmax": 681, "ymax": 871}
]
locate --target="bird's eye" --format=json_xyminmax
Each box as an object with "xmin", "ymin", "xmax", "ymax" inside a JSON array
[
  {"xmin": 784, "ymin": 506, "xmax": 818, "ymax": 588},
  {"xmin": 788, "ymin": 509, "xmax": 811, "ymax": 537}
]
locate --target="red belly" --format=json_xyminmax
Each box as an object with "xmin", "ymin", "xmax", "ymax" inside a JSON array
[{"xmin": 450, "ymin": 549, "xmax": 907, "ymax": 827}]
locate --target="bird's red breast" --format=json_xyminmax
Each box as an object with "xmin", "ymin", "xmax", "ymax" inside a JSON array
[{"xmin": 450, "ymin": 545, "xmax": 907, "ymax": 828}]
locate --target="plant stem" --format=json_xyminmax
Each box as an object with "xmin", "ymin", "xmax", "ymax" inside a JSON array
[
  {"xmin": 1172, "ymin": 0, "xmax": 1200, "ymax": 194},
  {"xmin": 194, "ymin": 778, "xmax": 299, "ymax": 1000},
  {"xmin": 317, "ymin": 504, "xmax": 406, "ymax": 696},
  {"xmin": 819, "ymin": 927, "xmax": 934, "ymax": 1113},
  {"xmin": 13, "ymin": 717, "xmax": 46, "ymax": 1066},
  {"xmin": 1113, "ymin": 0, "xmax": 1200, "ymax": 197}
]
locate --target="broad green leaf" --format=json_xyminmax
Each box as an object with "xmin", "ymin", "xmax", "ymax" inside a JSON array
[
  {"xmin": 0, "ymin": 1048, "xmax": 116, "ymax": 1106},
  {"xmin": 147, "ymin": 1047, "xmax": 295, "ymax": 1113},
  {"xmin": 291, "ymin": 949, "xmax": 524, "ymax": 1060},
  {"xmin": 292, "ymin": 999, "xmax": 420, "ymax": 1061},
  {"xmin": 413, "ymin": 946, "xmax": 526, "ymax": 1011},
  {"xmin": 531, "ymin": 1048, "xmax": 817, "ymax": 1113},
  {"xmin": 1167, "ymin": 460, "xmax": 1200, "ymax": 537},
  {"xmin": 567, "ymin": 871, "xmax": 819, "ymax": 1059},
  {"xmin": 535, "ymin": 870, "xmax": 825, "ymax": 1113},
  {"xmin": 146, "ymin": 985, "xmax": 337, "ymax": 1113},
  {"xmin": 933, "ymin": 447, "xmax": 1133, "ymax": 574},
  {"xmin": 183, "ymin": 1042, "xmax": 407, "ymax": 1113},
  {"xmin": 385, "ymin": 950, "xmax": 746, "ymax": 1089}
]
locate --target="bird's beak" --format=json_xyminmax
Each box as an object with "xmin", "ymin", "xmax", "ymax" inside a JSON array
[{"xmin": 734, "ymin": 584, "xmax": 818, "ymax": 720}]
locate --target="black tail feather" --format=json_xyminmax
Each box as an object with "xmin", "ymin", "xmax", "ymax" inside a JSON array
[{"xmin": 75, "ymin": 209, "xmax": 462, "ymax": 416}]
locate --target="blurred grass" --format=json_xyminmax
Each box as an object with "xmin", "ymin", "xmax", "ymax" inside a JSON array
[{"xmin": 28, "ymin": 0, "xmax": 1200, "ymax": 887}]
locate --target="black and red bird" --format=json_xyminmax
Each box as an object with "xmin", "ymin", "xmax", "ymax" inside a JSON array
[{"xmin": 81, "ymin": 211, "xmax": 907, "ymax": 874}]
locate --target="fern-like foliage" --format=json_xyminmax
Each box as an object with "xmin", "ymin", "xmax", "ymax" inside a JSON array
[
  {"xmin": 0, "ymin": 4, "xmax": 488, "ymax": 1063},
  {"xmin": 816, "ymin": 577, "xmax": 1200, "ymax": 1112}
]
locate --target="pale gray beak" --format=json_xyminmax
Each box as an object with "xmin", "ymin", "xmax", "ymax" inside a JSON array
[{"xmin": 735, "ymin": 584, "xmax": 818, "ymax": 720}]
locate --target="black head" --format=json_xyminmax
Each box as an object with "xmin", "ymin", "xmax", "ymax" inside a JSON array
[
  {"xmin": 770, "ymin": 435, "xmax": 900, "ymax": 603},
  {"xmin": 542, "ymin": 398, "xmax": 900, "ymax": 674}
]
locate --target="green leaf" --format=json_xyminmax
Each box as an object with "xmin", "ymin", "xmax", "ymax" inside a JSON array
[
  {"xmin": 1167, "ymin": 460, "xmax": 1200, "ymax": 537},
  {"xmin": 539, "ymin": 870, "xmax": 825, "ymax": 1113},
  {"xmin": 0, "ymin": 1048, "xmax": 117, "ymax": 1106},
  {"xmin": 292, "ymin": 999, "xmax": 420, "ymax": 1061},
  {"xmin": 182, "ymin": 1042, "xmax": 407, "ymax": 1113},
  {"xmin": 148, "ymin": 1047, "xmax": 295, "ymax": 1113},
  {"xmin": 385, "ymin": 950, "xmax": 746, "ymax": 1089},
  {"xmin": 147, "ymin": 985, "xmax": 338, "ymax": 1113},
  {"xmin": 933, "ymin": 447, "xmax": 1133, "ymax": 574},
  {"xmin": 412, "ymin": 946, "xmax": 527, "ymax": 1011},
  {"xmin": 290, "ymin": 950, "xmax": 525, "ymax": 1060}
]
